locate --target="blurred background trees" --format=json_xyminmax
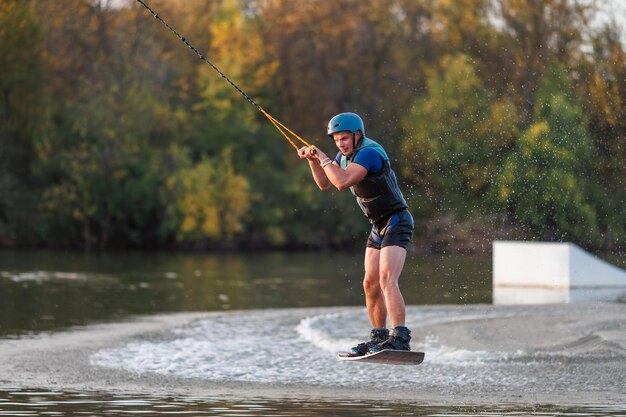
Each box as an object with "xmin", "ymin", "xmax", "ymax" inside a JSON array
[{"xmin": 0, "ymin": 0, "xmax": 624, "ymax": 252}]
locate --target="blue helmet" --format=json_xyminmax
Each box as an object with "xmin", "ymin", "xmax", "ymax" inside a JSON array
[{"xmin": 327, "ymin": 112, "xmax": 365, "ymax": 137}]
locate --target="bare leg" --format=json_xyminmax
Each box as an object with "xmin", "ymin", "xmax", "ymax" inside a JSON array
[
  {"xmin": 378, "ymin": 245, "xmax": 407, "ymax": 327},
  {"xmin": 363, "ymin": 247, "xmax": 387, "ymax": 328}
]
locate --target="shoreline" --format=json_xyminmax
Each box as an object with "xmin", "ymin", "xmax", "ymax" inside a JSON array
[{"xmin": 1, "ymin": 306, "xmax": 625, "ymax": 407}]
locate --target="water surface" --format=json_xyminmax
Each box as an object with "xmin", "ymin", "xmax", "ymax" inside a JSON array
[
  {"xmin": 1, "ymin": 249, "xmax": 624, "ymax": 417},
  {"xmin": 0, "ymin": 249, "xmax": 491, "ymax": 336},
  {"xmin": 1, "ymin": 388, "xmax": 624, "ymax": 416}
]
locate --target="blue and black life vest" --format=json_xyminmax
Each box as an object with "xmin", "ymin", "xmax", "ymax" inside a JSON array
[{"xmin": 340, "ymin": 137, "xmax": 408, "ymax": 223}]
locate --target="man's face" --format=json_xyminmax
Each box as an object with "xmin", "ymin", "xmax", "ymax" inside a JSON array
[{"xmin": 332, "ymin": 131, "xmax": 360, "ymax": 155}]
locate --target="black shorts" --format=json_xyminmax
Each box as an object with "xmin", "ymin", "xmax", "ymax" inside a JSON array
[{"xmin": 366, "ymin": 209, "xmax": 414, "ymax": 251}]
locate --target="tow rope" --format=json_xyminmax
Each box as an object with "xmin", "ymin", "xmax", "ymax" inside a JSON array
[{"xmin": 135, "ymin": 0, "xmax": 313, "ymax": 151}]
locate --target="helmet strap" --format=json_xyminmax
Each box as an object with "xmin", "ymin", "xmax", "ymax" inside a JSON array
[
  {"xmin": 354, "ymin": 132, "xmax": 364, "ymax": 149},
  {"xmin": 349, "ymin": 132, "xmax": 363, "ymax": 159}
]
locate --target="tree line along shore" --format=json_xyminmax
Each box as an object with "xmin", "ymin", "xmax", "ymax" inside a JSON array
[{"xmin": 1, "ymin": 0, "xmax": 624, "ymax": 253}]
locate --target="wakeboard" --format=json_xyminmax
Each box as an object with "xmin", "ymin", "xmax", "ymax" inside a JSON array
[{"xmin": 337, "ymin": 349, "xmax": 425, "ymax": 365}]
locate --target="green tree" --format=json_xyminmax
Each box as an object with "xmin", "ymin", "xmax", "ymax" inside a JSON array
[
  {"xmin": 0, "ymin": 0, "xmax": 44, "ymax": 243},
  {"xmin": 38, "ymin": 79, "xmax": 169, "ymax": 249},
  {"xmin": 162, "ymin": 147, "xmax": 250, "ymax": 244},
  {"xmin": 493, "ymin": 0, "xmax": 591, "ymax": 126},
  {"xmin": 35, "ymin": 0, "xmax": 177, "ymax": 249},
  {"xmin": 493, "ymin": 64, "xmax": 598, "ymax": 243},
  {"xmin": 580, "ymin": 24, "xmax": 626, "ymax": 249},
  {"xmin": 401, "ymin": 54, "xmax": 518, "ymax": 217}
]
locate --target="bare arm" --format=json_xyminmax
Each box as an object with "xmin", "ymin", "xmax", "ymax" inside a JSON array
[
  {"xmin": 300, "ymin": 147, "xmax": 367, "ymax": 191},
  {"xmin": 298, "ymin": 146, "xmax": 331, "ymax": 189},
  {"xmin": 308, "ymin": 157, "xmax": 333, "ymax": 190},
  {"xmin": 320, "ymin": 160, "xmax": 367, "ymax": 191}
]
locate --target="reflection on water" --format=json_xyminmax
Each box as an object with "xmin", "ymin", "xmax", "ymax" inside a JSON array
[
  {"xmin": 0, "ymin": 250, "xmax": 491, "ymax": 336},
  {"xmin": 494, "ymin": 286, "xmax": 626, "ymax": 304},
  {"xmin": 0, "ymin": 388, "xmax": 624, "ymax": 417}
]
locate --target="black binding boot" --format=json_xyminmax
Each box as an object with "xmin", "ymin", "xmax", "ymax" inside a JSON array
[
  {"xmin": 349, "ymin": 328, "xmax": 389, "ymax": 356},
  {"xmin": 371, "ymin": 326, "xmax": 411, "ymax": 352}
]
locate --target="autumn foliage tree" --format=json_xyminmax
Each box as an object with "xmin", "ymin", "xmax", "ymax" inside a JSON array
[{"xmin": 0, "ymin": 0, "xmax": 624, "ymax": 251}]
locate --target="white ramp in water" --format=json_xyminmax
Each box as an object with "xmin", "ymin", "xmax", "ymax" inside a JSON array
[{"xmin": 493, "ymin": 241, "xmax": 626, "ymax": 304}]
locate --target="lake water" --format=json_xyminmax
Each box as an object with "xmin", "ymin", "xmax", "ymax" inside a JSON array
[
  {"xmin": 0, "ymin": 250, "xmax": 493, "ymax": 336},
  {"xmin": 0, "ymin": 249, "xmax": 624, "ymax": 416}
]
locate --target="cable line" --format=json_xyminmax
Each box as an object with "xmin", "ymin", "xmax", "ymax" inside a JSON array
[{"xmin": 135, "ymin": 0, "xmax": 313, "ymax": 151}]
